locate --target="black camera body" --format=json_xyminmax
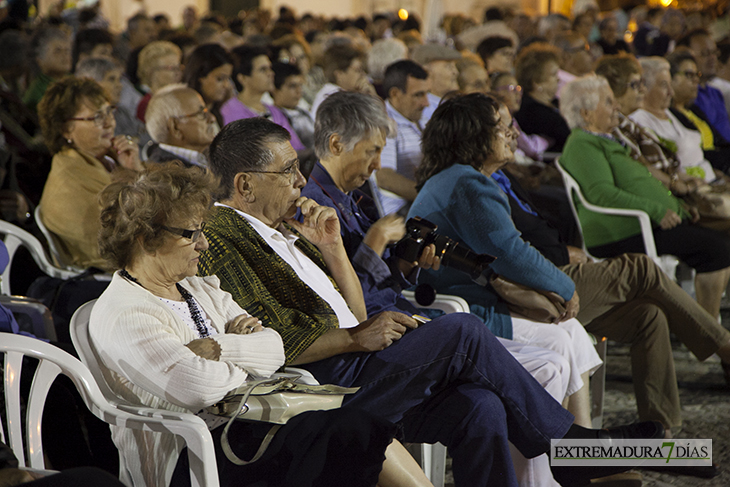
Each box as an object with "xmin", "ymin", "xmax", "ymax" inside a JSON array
[{"xmin": 393, "ymin": 217, "xmax": 495, "ymax": 283}]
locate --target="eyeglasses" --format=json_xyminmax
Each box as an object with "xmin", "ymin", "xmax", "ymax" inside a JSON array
[
  {"xmin": 279, "ymin": 55, "xmax": 299, "ymax": 65},
  {"xmin": 627, "ymin": 79, "xmax": 646, "ymax": 90},
  {"xmin": 495, "ymin": 84, "xmax": 522, "ymax": 93},
  {"xmin": 246, "ymin": 160, "xmax": 301, "ymax": 184},
  {"xmin": 162, "ymin": 222, "xmax": 206, "ymax": 242},
  {"xmin": 498, "ymin": 120, "xmax": 518, "ymax": 138},
  {"xmin": 679, "ymin": 70, "xmax": 701, "ymax": 82},
  {"xmin": 176, "ymin": 106, "xmax": 210, "ymax": 122},
  {"xmin": 67, "ymin": 105, "xmax": 117, "ymax": 127}
]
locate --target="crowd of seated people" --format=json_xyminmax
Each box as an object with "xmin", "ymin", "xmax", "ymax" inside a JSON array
[{"xmin": 3, "ymin": 3, "xmax": 730, "ymax": 486}]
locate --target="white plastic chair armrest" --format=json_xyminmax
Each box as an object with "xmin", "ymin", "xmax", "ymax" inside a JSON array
[
  {"xmin": 401, "ymin": 290, "xmax": 470, "ymax": 314},
  {"xmin": 568, "ymin": 190, "xmax": 659, "ymax": 260},
  {"xmin": 281, "ymin": 367, "xmax": 320, "ymax": 385},
  {"xmin": 19, "ymin": 467, "xmax": 59, "ymax": 477},
  {"xmin": 114, "ymin": 403, "xmax": 205, "ymax": 421}
]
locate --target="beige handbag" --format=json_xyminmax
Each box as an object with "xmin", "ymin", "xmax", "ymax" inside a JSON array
[
  {"xmin": 207, "ymin": 376, "xmax": 359, "ymax": 465},
  {"xmin": 489, "ymin": 274, "xmax": 566, "ymax": 324}
]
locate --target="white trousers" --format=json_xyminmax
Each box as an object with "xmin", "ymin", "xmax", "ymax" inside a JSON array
[{"xmin": 511, "ymin": 316, "xmax": 603, "ymax": 396}]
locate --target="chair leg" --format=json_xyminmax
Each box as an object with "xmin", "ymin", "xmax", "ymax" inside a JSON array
[
  {"xmin": 430, "ymin": 443, "xmax": 446, "ymax": 487},
  {"xmin": 591, "ymin": 337, "xmax": 607, "ymax": 429},
  {"xmin": 415, "ymin": 443, "xmax": 446, "ymax": 487}
]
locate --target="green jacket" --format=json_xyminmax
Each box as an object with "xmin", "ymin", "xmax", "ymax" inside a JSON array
[
  {"xmin": 22, "ymin": 73, "xmax": 54, "ymax": 113},
  {"xmin": 560, "ymin": 128, "xmax": 687, "ymax": 249},
  {"xmin": 197, "ymin": 206, "xmax": 342, "ymax": 364}
]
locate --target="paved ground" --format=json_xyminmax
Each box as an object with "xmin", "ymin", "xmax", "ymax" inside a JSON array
[
  {"xmin": 440, "ymin": 311, "xmax": 730, "ymax": 487},
  {"xmin": 601, "ymin": 340, "xmax": 729, "ymax": 486}
]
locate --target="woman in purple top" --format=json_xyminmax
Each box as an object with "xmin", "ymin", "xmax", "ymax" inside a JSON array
[
  {"xmin": 183, "ymin": 44, "xmax": 234, "ymax": 129},
  {"xmin": 221, "ymin": 45, "xmax": 305, "ymax": 151}
]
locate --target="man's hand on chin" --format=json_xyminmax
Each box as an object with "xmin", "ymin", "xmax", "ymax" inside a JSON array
[{"xmin": 286, "ymin": 197, "xmax": 343, "ymax": 249}]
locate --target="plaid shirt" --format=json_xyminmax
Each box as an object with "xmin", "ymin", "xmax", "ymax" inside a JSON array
[
  {"xmin": 382, "ymin": 100, "xmax": 424, "ymax": 180},
  {"xmin": 197, "ymin": 206, "xmax": 344, "ymax": 364}
]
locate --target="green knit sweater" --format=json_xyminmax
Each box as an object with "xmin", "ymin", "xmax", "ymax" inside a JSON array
[{"xmin": 560, "ymin": 128, "xmax": 687, "ymax": 248}]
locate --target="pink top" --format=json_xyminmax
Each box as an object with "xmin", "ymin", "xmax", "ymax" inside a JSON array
[{"xmin": 220, "ymin": 98, "xmax": 305, "ymax": 151}]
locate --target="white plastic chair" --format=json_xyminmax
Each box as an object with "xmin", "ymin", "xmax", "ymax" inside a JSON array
[
  {"xmin": 0, "ymin": 219, "xmax": 85, "ymax": 295},
  {"xmin": 554, "ymin": 159, "xmax": 679, "ymax": 278},
  {"xmin": 0, "ymin": 333, "xmax": 219, "ymax": 486},
  {"xmin": 591, "ymin": 336, "xmax": 607, "ymax": 429},
  {"xmin": 0, "ymin": 295, "xmax": 56, "ymax": 341},
  {"xmin": 69, "ymin": 301, "xmax": 219, "ymax": 487},
  {"xmin": 70, "ymin": 300, "xmax": 320, "ymax": 487},
  {"xmin": 34, "ymin": 205, "xmax": 76, "ymax": 270},
  {"xmin": 554, "ymin": 159, "xmax": 673, "ymax": 428}
]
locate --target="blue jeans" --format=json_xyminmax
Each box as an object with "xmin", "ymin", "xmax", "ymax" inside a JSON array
[{"xmin": 302, "ymin": 313, "xmax": 575, "ymax": 487}]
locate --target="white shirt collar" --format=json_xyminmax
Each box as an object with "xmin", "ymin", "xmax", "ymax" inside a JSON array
[{"xmin": 159, "ymin": 143, "xmax": 208, "ymax": 168}]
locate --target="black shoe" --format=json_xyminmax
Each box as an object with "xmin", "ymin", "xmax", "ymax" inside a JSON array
[
  {"xmin": 552, "ymin": 422, "xmax": 665, "ymax": 486},
  {"xmin": 598, "ymin": 421, "xmax": 665, "ymax": 441},
  {"xmin": 552, "ymin": 465, "xmax": 626, "ymax": 487}
]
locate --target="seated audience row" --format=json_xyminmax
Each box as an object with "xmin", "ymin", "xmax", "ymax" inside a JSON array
[{"xmin": 7, "ymin": 5, "xmax": 730, "ymax": 486}]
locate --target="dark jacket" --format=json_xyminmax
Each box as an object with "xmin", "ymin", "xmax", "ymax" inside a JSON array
[
  {"xmin": 500, "ymin": 170, "xmax": 571, "ymax": 267},
  {"xmin": 514, "ymin": 94, "xmax": 571, "ymax": 153}
]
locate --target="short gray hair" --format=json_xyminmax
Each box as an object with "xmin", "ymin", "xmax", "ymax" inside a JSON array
[
  {"xmin": 208, "ymin": 118, "xmax": 290, "ymax": 201},
  {"xmin": 638, "ymin": 57, "xmax": 670, "ymax": 91},
  {"xmin": 314, "ymin": 91, "xmax": 392, "ymax": 160},
  {"xmin": 145, "ymin": 83, "xmax": 189, "ymax": 143},
  {"xmin": 560, "ymin": 75, "xmax": 610, "ymax": 129},
  {"xmin": 74, "ymin": 57, "xmax": 119, "ymax": 82},
  {"xmin": 368, "ymin": 38, "xmax": 408, "ymax": 81}
]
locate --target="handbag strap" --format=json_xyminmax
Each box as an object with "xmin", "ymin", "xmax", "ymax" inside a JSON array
[{"xmin": 219, "ymin": 382, "xmax": 282, "ymax": 465}]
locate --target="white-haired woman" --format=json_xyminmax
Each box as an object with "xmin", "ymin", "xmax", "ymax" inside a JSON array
[
  {"xmin": 628, "ymin": 57, "xmax": 717, "ymax": 183},
  {"xmin": 559, "ymin": 75, "xmax": 730, "ymax": 320}
]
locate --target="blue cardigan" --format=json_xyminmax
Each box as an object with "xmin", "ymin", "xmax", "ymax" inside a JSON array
[{"xmin": 408, "ymin": 164, "xmax": 575, "ymax": 339}]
